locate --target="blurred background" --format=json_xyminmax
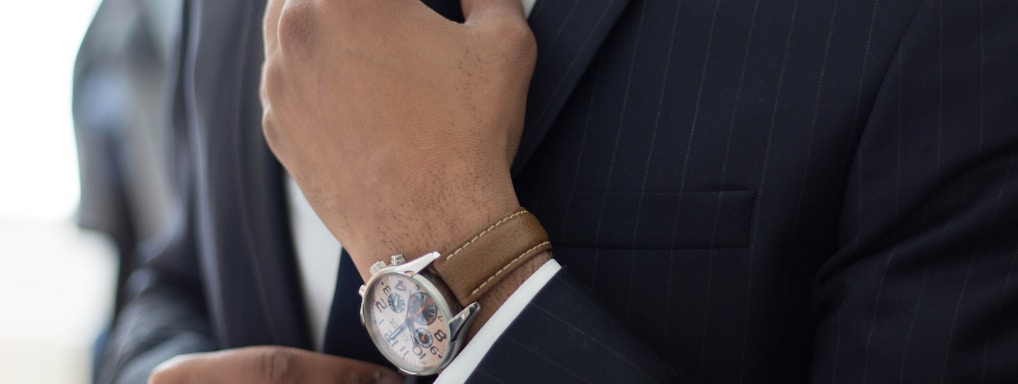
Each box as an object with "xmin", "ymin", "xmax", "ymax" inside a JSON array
[{"xmin": 0, "ymin": 0, "xmax": 116, "ymax": 382}]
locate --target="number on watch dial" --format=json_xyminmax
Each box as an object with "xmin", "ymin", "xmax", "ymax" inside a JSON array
[{"xmin": 367, "ymin": 273, "xmax": 450, "ymax": 371}]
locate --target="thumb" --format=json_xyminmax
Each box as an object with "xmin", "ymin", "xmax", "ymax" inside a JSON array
[
  {"xmin": 461, "ymin": 0, "xmax": 527, "ymax": 25},
  {"xmin": 294, "ymin": 348, "xmax": 404, "ymax": 384},
  {"xmin": 149, "ymin": 347, "xmax": 403, "ymax": 384}
]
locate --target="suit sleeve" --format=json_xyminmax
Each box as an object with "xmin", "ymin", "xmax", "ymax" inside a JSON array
[
  {"xmin": 810, "ymin": 0, "xmax": 1018, "ymax": 382},
  {"xmin": 94, "ymin": 110, "xmax": 218, "ymax": 380},
  {"xmin": 94, "ymin": 1, "xmax": 219, "ymax": 382},
  {"xmin": 464, "ymin": 269, "xmax": 683, "ymax": 383},
  {"xmin": 94, "ymin": 239, "xmax": 218, "ymax": 384}
]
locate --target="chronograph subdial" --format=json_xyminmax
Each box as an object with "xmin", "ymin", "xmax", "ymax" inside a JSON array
[
  {"xmin": 387, "ymin": 293, "xmax": 406, "ymax": 313},
  {"xmin": 407, "ymin": 292, "xmax": 438, "ymax": 325},
  {"xmin": 413, "ymin": 328, "xmax": 434, "ymax": 348}
]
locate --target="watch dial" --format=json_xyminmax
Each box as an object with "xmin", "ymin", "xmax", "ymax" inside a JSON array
[{"xmin": 366, "ymin": 273, "xmax": 452, "ymax": 372}]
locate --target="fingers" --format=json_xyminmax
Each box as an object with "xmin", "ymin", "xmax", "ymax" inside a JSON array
[
  {"xmin": 294, "ymin": 348, "xmax": 403, "ymax": 384},
  {"xmin": 149, "ymin": 347, "xmax": 403, "ymax": 384},
  {"xmin": 460, "ymin": 0, "xmax": 527, "ymax": 25}
]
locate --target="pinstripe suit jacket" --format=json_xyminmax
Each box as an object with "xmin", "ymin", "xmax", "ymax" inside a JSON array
[{"xmin": 96, "ymin": 0, "xmax": 1018, "ymax": 383}]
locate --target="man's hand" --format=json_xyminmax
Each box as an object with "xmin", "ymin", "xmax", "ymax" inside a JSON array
[
  {"xmin": 261, "ymin": 0, "xmax": 537, "ymax": 281},
  {"xmin": 148, "ymin": 346, "xmax": 403, "ymax": 384}
]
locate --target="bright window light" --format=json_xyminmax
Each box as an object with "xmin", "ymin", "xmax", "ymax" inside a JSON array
[{"xmin": 0, "ymin": 0, "xmax": 102, "ymax": 222}]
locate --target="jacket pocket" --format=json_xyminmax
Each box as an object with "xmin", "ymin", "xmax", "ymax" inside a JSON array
[{"xmin": 535, "ymin": 190, "xmax": 756, "ymax": 250}]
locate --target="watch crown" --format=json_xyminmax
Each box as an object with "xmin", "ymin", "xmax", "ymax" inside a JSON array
[
  {"xmin": 369, "ymin": 261, "xmax": 387, "ymax": 275},
  {"xmin": 391, "ymin": 254, "xmax": 406, "ymax": 266},
  {"xmin": 358, "ymin": 284, "xmax": 366, "ymax": 297}
]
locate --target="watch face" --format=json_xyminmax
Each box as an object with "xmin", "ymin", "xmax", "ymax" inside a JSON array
[{"xmin": 363, "ymin": 272, "xmax": 455, "ymax": 374}]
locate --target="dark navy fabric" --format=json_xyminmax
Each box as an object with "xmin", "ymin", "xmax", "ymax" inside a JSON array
[
  {"xmin": 322, "ymin": 250, "xmax": 388, "ymax": 366},
  {"xmin": 95, "ymin": 0, "xmax": 1018, "ymax": 383}
]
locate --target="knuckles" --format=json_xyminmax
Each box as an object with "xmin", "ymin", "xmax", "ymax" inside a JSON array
[
  {"xmin": 492, "ymin": 18, "xmax": 537, "ymax": 54},
  {"xmin": 276, "ymin": 0, "xmax": 318, "ymax": 59},
  {"xmin": 274, "ymin": 0, "xmax": 362, "ymax": 59},
  {"xmin": 261, "ymin": 108, "xmax": 282, "ymax": 155},
  {"xmin": 260, "ymin": 62, "xmax": 285, "ymax": 154},
  {"xmin": 259, "ymin": 62, "xmax": 281, "ymax": 105},
  {"xmin": 477, "ymin": 18, "xmax": 538, "ymax": 70}
]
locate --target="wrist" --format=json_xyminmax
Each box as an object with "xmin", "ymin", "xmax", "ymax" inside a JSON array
[
  {"xmin": 343, "ymin": 173, "xmax": 520, "ymax": 281},
  {"xmin": 357, "ymin": 209, "xmax": 550, "ymax": 375}
]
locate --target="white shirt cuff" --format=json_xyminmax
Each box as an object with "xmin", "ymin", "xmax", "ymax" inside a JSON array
[{"xmin": 435, "ymin": 258, "xmax": 562, "ymax": 384}]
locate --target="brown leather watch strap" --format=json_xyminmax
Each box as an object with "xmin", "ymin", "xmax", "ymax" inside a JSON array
[{"xmin": 430, "ymin": 208, "xmax": 551, "ymax": 306}]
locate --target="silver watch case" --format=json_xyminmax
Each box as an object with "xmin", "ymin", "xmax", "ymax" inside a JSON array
[{"xmin": 358, "ymin": 251, "xmax": 480, "ymax": 376}]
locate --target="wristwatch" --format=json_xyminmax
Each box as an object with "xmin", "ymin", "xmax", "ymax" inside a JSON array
[{"xmin": 358, "ymin": 208, "xmax": 551, "ymax": 376}]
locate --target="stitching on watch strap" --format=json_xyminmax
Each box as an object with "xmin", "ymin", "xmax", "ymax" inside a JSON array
[
  {"xmin": 467, "ymin": 240, "xmax": 551, "ymax": 300},
  {"xmin": 444, "ymin": 209, "xmax": 529, "ymax": 261}
]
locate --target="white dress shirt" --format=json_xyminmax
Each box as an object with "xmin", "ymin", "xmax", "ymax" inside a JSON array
[{"xmin": 286, "ymin": 1, "xmax": 548, "ymax": 379}]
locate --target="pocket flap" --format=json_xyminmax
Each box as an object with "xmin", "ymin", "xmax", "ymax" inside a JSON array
[{"xmin": 535, "ymin": 190, "xmax": 756, "ymax": 249}]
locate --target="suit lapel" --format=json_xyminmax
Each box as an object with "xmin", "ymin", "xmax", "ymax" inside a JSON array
[{"xmin": 512, "ymin": 0, "xmax": 633, "ymax": 176}]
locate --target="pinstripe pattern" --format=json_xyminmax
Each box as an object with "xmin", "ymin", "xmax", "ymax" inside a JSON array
[
  {"xmin": 591, "ymin": 0, "xmax": 647, "ymax": 321},
  {"xmin": 96, "ymin": 0, "xmax": 1018, "ymax": 382},
  {"xmin": 699, "ymin": 2, "xmax": 758, "ymax": 377},
  {"xmin": 899, "ymin": 271, "xmax": 929, "ymax": 383},
  {"xmin": 506, "ymin": 0, "xmax": 1018, "ymax": 382},
  {"xmin": 936, "ymin": 0, "xmax": 945, "ymax": 179},
  {"xmin": 702, "ymin": 0, "xmax": 792, "ymax": 379},
  {"xmin": 861, "ymin": 246, "xmax": 896, "ymax": 384},
  {"xmin": 738, "ymin": 0, "xmax": 799, "ymax": 380},
  {"xmin": 633, "ymin": 0, "xmax": 682, "ymax": 335},
  {"xmin": 983, "ymin": 238, "xmax": 1018, "ymax": 383},
  {"xmin": 981, "ymin": 156, "xmax": 1018, "ymax": 384},
  {"xmin": 557, "ymin": 59, "xmax": 600, "ymax": 268}
]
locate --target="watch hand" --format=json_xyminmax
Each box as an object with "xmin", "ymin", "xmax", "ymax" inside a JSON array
[
  {"xmin": 405, "ymin": 316, "xmax": 421, "ymax": 347},
  {"xmin": 386, "ymin": 323, "xmax": 408, "ymax": 342},
  {"xmin": 402, "ymin": 299, "xmax": 420, "ymax": 347},
  {"xmin": 411, "ymin": 301, "xmax": 426, "ymax": 317}
]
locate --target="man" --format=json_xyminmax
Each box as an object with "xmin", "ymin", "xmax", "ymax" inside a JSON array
[{"xmin": 97, "ymin": 0, "xmax": 1018, "ymax": 383}]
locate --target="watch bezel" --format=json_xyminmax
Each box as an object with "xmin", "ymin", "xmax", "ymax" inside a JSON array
[{"xmin": 359, "ymin": 252, "xmax": 477, "ymax": 376}]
